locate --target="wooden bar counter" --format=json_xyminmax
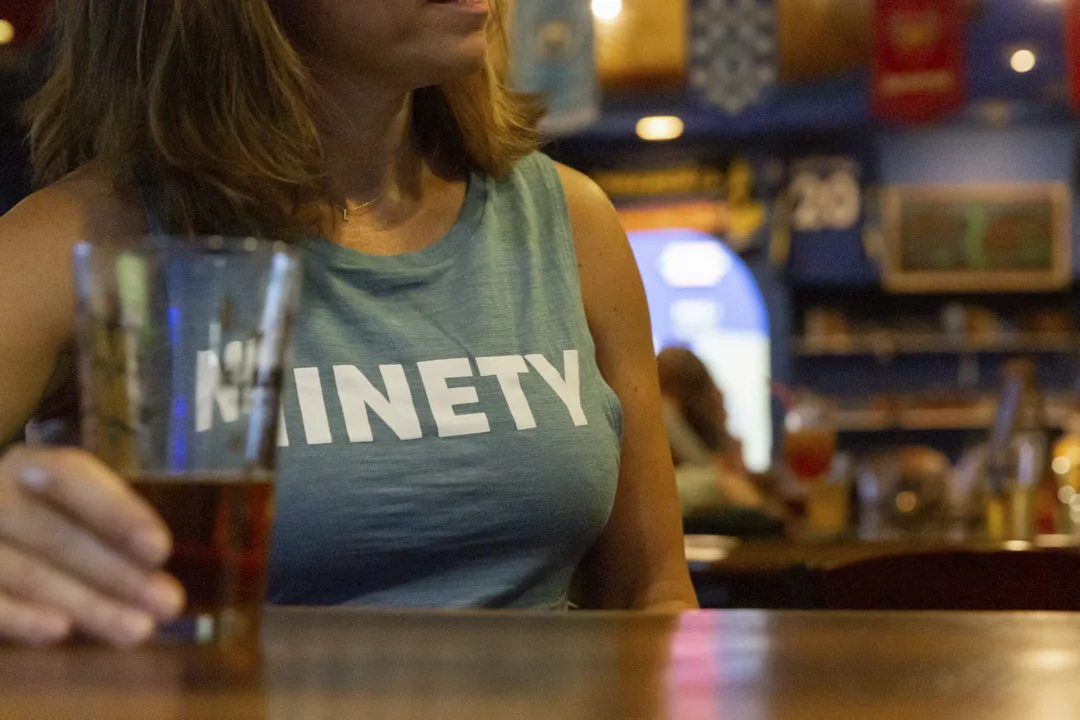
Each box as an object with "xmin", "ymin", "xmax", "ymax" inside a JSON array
[
  {"xmin": 686, "ymin": 535, "xmax": 1080, "ymax": 574},
  {"xmin": 4, "ymin": 607, "xmax": 1080, "ymax": 719}
]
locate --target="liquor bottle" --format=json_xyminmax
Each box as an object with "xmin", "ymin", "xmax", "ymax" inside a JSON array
[
  {"xmin": 985, "ymin": 360, "xmax": 1049, "ymax": 540},
  {"xmin": 1051, "ymin": 410, "xmax": 1080, "ymax": 533}
]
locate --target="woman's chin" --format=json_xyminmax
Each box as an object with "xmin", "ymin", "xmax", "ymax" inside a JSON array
[
  {"xmin": 446, "ymin": 33, "xmax": 490, "ymax": 71},
  {"xmin": 411, "ymin": 44, "xmax": 489, "ymax": 85}
]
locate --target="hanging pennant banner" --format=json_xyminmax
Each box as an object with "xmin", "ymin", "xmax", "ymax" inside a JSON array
[
  {"xmin": 872, "ymin": 0, "xmax": 965, "ymax": 124},
  {"xmin": 1067, "ymin": 0, "xmax": 1080, "ymax": 116},
  {"xmin": 511, "ymin": 0, "xmax": 600, "ymax": 136},
  {"xmin": 689, "ymin": 0, "xmax": 779, "ymax": 116}
]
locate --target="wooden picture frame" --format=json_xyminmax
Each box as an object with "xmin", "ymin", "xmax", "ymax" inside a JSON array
[{"xmin": 882, "ymin": 183, "xmax": 1072, "ymax": 293}]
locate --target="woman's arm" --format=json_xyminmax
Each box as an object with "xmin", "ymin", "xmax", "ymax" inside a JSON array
[
  {"xmin": 0, "ymin": 175, "xmax": 182, "ymax": 647},
  {"xmin": 0, "ymin": 171, "xmax": 144, "ymax": 446},
  {"xmin": 556, "ymin": 163, "xmax": 698, "ymax": 612},
  {"xmin": 0, "ymin": 190, "xmax": 81, "ymax": 446}
]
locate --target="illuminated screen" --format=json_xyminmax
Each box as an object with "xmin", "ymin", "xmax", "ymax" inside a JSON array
[{"xmin": 627, "ymin": 229, "xmax": 773, "ymax": 472}]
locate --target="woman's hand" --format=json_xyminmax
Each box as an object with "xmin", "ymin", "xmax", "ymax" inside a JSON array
[{"xmin": 0, "ymin": 446, "xmax": 184, "ymax": 647}]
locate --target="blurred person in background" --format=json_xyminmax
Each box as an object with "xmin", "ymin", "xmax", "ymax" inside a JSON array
[
  {"xmin": 0, "ymin": 0, "xmax": 697, "ymax": 647},
  {"xmin": 657, "ymin": 347, "xmax": 768, "ymax": 515}
]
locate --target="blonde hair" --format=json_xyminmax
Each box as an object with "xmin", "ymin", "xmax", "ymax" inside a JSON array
[{"xmin": 26, "ymin": 0, "xmax": 540, "ymax": 237}]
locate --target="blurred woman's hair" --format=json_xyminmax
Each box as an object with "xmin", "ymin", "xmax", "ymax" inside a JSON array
[
  {"xmin": 25, "ymin": 0, "xmax": 540, "ymax": 237},
  {"xmin": 657, "ymin": 347, "xmax": 728, "ymax": 454}
]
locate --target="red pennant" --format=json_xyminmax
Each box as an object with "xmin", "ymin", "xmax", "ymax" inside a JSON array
[
  {"xmin": 873, "ymin": 0, "xmax": 966, "ymax": 124},
  {"xmin": 1067, "ymin": 0, "xmax": 1080, "ymax": 115},
  {"xmin": 0, "ymin": 0, "xmax": 50, "ymax": 49}
]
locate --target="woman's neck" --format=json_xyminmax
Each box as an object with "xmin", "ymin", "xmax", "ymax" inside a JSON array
[
  {"xmin": 314, "ymin": 71, "xmax": 424, "ymax": 206},
  {"xmin": 311, "ymin": 70, "xmax": 468, "ymax": 255}
]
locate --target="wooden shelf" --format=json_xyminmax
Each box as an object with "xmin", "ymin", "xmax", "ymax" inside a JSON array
[
  {"xmin": 834, "ymin": 397, "xmax": 1074, "ymax": 433},
  {"xmin": 835, "ymin": 406, "xmax": 995, "ymax": 432},
  {"xmin": 834, "ymin": 408, "xmax": 892, "ymax": 432},
  {"xmin": 795, "ymin": 332, "xmax": 1078, "ymax": 358}
]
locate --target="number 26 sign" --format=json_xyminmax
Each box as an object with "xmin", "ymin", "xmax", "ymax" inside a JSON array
[{"xmin": 787, "ymin": 158, "xmax": 863, "ymax": 233}]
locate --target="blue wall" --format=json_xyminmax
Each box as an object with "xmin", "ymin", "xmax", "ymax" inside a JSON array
[
  {"xmin": 880, "ymin": 124, "xmax": 1080, "ymax": 276},
  {"xmin": 966, "ymin": 0, "xmax": 1066, "ymax": 108},
  {"xmin": 879, "ymin": 126, "xmax": 1079, "ymax": 185},
  {"xmin": 790, "ymin": 124, "xmax": 1080, "ymax": 286}
]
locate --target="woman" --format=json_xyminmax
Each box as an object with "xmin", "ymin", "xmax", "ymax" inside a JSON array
[
  {"xmin": 657, "ymin": 347, "xmax": 765, "ymax": 513},
  {"xmin": 0, "ymin": 0, "xmax": 696, "ymax": 647}
]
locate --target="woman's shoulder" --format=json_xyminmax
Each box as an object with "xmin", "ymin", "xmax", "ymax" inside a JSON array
[
  {"xmin": 551, "ymin": 160, "xmax": 618, "ymax": 232},
  {"xmin": 0, "ymin": 165, "xmax": 144, "ymax": 334},
  {"xmin": 491, "ymin": 154, "xmax": 638, "ymax": 334},
  {"xmin": 496, "ymin": 152, "xmax": 623, "ymax": 249},
  {"xmin": 548, "ymin": 160, "xmax": 636, "ymax": 299},
  {"xmin": 0, "ymin": 167, "xmax": 145, "ymax": 442},
  {"xmin": 0, "ymin": 165, "xmax": 145, "ymax": 250}
]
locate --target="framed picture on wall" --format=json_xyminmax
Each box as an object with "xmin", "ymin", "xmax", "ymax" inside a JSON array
[{"xmin": 881, "ymin": 183, "xmax": 1072, "ymax": 293}]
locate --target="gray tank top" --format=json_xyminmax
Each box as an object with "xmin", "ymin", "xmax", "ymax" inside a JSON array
[{"xmin": 267, "ymin": 153, "xmax": 622, "ymax": 609}]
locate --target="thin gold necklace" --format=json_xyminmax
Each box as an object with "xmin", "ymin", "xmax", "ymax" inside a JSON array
[{"xmin": 334, "ymin": 187, "xmax": 395, "ymax": 222}]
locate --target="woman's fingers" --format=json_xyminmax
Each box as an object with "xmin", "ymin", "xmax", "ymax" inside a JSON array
[
  {"xmin": 0, "ymin": 495, "xmax": 184, "ymax": 621},
  {"xmin": 0, "ymin": 446, "xmax": 186, "ymax": 647},
  {"xmin": 0, "ymin": 543, "xmax": 156, "ymax": 647},
  {"xmin": 0, "ymin": 590, "xmax": 71, "ymax": 646},
  {"xmin": 2, "ymin": 447, "xmax": 172, "ymax": 566}
]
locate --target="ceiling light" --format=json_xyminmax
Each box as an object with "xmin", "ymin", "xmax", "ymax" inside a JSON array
[
  {"xmin": 0, "ymin": 20, "xmax": 14, "ymax": 46},
  {"xmin": 636, "ymin": 116, "xmax": 685, "ymax": 142},
  {"xmin": 591, "ymin": 0, "xmax": 623, "ymax": 22},
  {"xmin": 1010, "ymin": 48, "xmax": 1037, "ymax": 73}
]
